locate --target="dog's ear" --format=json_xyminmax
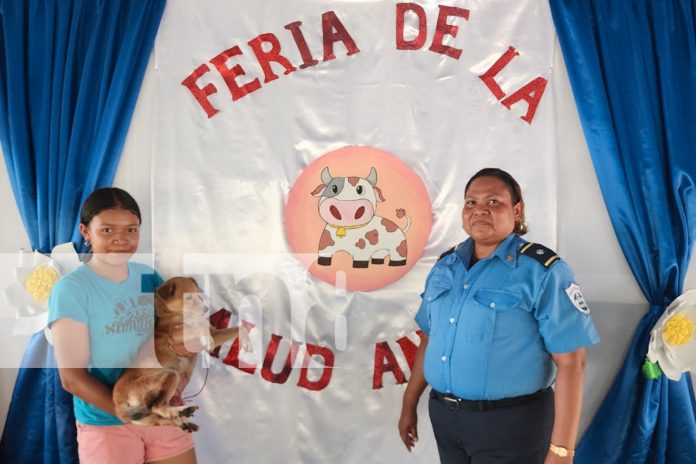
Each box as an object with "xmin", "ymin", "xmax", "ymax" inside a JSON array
[{"xmin": 156, "ymin": 280, "xmax": 177, "ymax": 301}]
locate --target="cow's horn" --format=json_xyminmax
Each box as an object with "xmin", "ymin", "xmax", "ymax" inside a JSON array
[
  {"xmin": 321, "ymin": 167, "xmax": 333, "ymax": 185},
  {"xmin": 366, "ymin": 167, "xmax": 377, "ymax": 186}
]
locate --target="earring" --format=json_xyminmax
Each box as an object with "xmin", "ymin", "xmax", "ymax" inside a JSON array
[{"xmin": 85, "ymin": 240, "xmax": 91, "ymax": 246}]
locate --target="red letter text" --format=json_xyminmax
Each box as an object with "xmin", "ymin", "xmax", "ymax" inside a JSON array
[
  {"xmin": 210, "ymin": 46, "xmax": 262, "ymax": 101},
  {"xmin": 181, "ymin": 64, "xmax": 219, "ymax": 118},
  {"xmin": 248, "ymin": 33, "xmax": 297, "ymax": 83},
  {"xmin": 428, "ymin": 5, "xmax": 470, "ymax": 59},
  {"xmin": 396, "ymin": 3, "xmax": 427, "ymax": 50},
  {"xmin": 373, "ymin": 341, "xmax": 407, "ymax": 389},
  {"xmin": 285, "ymin": 21, "xmax": 319, "ymax": 69},
  {"xmin": 297, "ymin": 343, "xmax": 335, "ymax": 391},
  {"xmin": 322, "ymin": 11, "xmax": 360, "ymax": 61}
]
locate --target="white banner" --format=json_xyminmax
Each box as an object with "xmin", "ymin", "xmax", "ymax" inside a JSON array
[{"xmin": 152, "ymin": 1, "xmax": 557, "ymax": 461}]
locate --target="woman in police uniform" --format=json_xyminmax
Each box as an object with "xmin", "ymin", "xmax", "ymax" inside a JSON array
[{"xmin": 398, "ymin": 168, "xmax": 599, "ymax": 463}]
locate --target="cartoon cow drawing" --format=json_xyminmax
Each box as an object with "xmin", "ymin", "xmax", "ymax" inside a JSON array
[{"xmin": 311, "ymin": 167, "xmax": 411, "ymax": 268}]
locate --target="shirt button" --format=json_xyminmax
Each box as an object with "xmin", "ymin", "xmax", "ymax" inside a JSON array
[
  {"xmin": 489, "ymin": 302, "xmax": 496, "ymax": 308},
  {"xmin": 441, "ymin": 355, "xmax": 447, "ymax": 361},
  {"xmin": 463, "ymin": 283, "xmax": 470, "ymax": 289},
  {"xmin": 449, "ymin": 317, "xmax": 455, "ymax": 323}
]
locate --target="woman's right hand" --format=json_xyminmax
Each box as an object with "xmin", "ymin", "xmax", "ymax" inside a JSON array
[
  {"xmin": 398, "ymin": 403, "xmax": 419, "ymax": 452},
  {"xmin": 398, "ymin": 333, "xmax": 428, "ymax": 452}
]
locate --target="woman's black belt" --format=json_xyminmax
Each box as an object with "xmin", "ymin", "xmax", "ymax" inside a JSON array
[{"xmin": 430, "ymin": 387, "xmax": 551, "ymax": 412}]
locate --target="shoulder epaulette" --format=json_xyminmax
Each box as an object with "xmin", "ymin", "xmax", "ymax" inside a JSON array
[
  {"xmin": 437, "ymin": 247, "xmax": 455, "ymax": 261},
  {"xmin": 518, "ymin": 242, "xmax": 560, "ymax": 268}
]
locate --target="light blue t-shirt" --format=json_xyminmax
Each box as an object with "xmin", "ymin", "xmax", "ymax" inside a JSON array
[
  {"xmin": 48, "ymin": 262, "xmax": 162, "ymax": 425},
  {"xmin": 415, "ymin": 234, "xmax": 600, "ymax": 400}
]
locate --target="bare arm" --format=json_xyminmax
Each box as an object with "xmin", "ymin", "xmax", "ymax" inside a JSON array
[
  {"xmin": 546, "ymin": 348, "xmax": 586, "ymax": 463},
  {"xmin": 52, "ymin": 319, "xmax": 117, "ymax": 416},
  {"xmin": 398, "ymin": 333, "xmax": 429, "ymax": 452},
  {"xmin": 210, "ymin": 327, "xmax": 241, "ymax": 348}
]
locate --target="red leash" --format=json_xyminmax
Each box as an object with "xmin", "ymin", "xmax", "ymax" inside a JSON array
[{"xmin": 182, "ymin": 368, "xmax": 210, "ymax": 401}]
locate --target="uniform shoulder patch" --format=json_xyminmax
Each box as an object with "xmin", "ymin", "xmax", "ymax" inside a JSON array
[
  {"xmin": 518, "ymin": 242, "xmax": 560, "ymax": 268},
  {"xmin": 565, "ymin": 283, "xmax": 591, "ymax": 314},
  {"xmin": 438, "ymin": 247, "xmax": 455, "ymax": 261}
]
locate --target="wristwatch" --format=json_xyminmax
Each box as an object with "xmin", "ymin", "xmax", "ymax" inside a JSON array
[{"xmin": 549, "ymin": 443, "xmax": 575, "ymax": 457}]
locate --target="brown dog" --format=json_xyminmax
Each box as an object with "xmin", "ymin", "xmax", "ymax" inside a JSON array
[{"xmin": 112, "ymin": 276, "xmax": 249, "ymax": 432}]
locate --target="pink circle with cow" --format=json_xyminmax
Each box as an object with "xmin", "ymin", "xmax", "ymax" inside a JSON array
[{"xmin": 285, "ymin": 146, "xmax": 432, "ymax": 292}]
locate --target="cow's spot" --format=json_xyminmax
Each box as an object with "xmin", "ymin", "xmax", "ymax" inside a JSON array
[
  {"xmin": 381, "ymin": 218, "xmax": 399, "ymax": 233},
  {"xmin": 397, "ymin": 239, "xmax": 408, "ymax": 258},
  {"xmin": 319, "ymin": 230, "xmax": 335, "ymax": 250},
  {"xmin": 347, "ymin": 177, "xmax": 359, "ymax": 187},
  {"xmin": 355, "ymin": 239, "xmax": 366, "ymax": 249},
  {"xmin": 325, "ymin": 178, "xmax": 345, "ymax": 198},
  {"xmin": 365, "ymin": 230, "xmax": 379, "ymax": 245}
]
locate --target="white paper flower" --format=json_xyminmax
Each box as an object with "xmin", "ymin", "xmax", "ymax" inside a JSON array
[
  {"xmin": 2, "ymin": 242, "xmax": 80, "ymax": 344},
  {"xmin": 646, "ymin": 289, "xmax": 696, "ymax": 381}
]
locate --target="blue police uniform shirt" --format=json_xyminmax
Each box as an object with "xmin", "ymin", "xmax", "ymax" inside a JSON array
[{"xmin": 415, "ymin": 234, "xmax": 600, "ymax": 400}]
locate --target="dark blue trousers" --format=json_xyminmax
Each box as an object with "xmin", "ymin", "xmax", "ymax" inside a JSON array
[{"xmin": 428, "ymin": 388, "xmax": 554, "ymax": 464}]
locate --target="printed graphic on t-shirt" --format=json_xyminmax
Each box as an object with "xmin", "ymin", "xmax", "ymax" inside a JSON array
[{"xmin": 104, "ymin": 295, "xmax": 154, "ymax": 336}]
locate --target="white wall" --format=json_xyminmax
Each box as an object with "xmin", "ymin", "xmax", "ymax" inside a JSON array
[{"xmin": 1, "ymin": 38, "xmax": 694, "ymax": 440}]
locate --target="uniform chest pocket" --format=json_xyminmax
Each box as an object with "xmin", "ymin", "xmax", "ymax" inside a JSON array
[
  {"xmin": 464, "ymin": 288, "xmax": 523, "ymax": 343},
  {"xmin": 424, "ymin": 280, "xmax": 451, "ymax": 333},
  {"xmin": 470, "ymin": 288, "xmax": 527, "ymax": 343},
  {"xmin": 473, "ymin": 289, "xmax": 522, "ymax": 312}
]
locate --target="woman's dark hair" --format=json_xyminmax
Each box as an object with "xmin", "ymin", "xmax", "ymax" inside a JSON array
[
  {"xmin": 464, "ymin": 168, "xmax": 528, "ymax": 235},
  {"xmin": 80, "ymin": 187, "xmax": 142, "ymax": 226}
]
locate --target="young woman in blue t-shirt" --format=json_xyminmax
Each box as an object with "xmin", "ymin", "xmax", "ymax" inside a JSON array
[{"xmin": 49, "ymin": 188, "xmax": 197, "ymax": 464}]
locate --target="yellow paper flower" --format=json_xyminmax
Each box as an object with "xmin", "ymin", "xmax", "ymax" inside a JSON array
[
  {"xmin": 24, "ymin": 265, "xmax": 60, "ymax": 303},
  {"xmin": 647, "ymin": 290, "xmax": 696, "ymax": 380},
  {"xmin": 2, "ymin": 243, "xmax": 80, "ymax": 343},
  {"xmin": 662, "ymin": 313, "xmax": 695, "ymax": 346}
]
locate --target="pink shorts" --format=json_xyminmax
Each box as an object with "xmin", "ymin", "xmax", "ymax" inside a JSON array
[{"xmin": 76, "ymin": 422, "xmax": 194, "ymax": 463}]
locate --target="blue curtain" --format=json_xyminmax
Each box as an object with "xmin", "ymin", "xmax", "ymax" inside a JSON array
[
  {"xmin": 0, "ymin": 1, "xmax": 165, "ymax": 462},
  {"xmin": 550, "ymin": 1, "xmax": 696, "ymax": 463}
]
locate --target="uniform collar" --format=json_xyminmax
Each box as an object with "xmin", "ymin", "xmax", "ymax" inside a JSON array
[
  {"xmin": 455, "ymin": 234, "xmax": 520, "ymax": 268},
  {"xmin": 492, "ymin": 234, "xmax": 520, "ymax": 267},
  {"xmin": 454, "ymin": 239, "xmax": 474, "ymax": 266}
]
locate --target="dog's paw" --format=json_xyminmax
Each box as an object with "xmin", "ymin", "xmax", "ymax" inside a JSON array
[
  {"xmin": 179, "ymin": 405, "xmax": 199, "ymax": 418},
  {"xmin": 181, "ymin": 422, "xmax": 199, "ymax": 433}
]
